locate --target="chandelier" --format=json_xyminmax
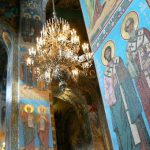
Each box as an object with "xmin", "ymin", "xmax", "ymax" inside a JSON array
[{"xmin": 26, "ymin": 0, "xmax": 93, "ymax": 86}]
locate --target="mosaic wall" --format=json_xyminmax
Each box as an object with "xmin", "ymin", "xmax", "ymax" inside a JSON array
[
  {"xmin": 0, "ymin": 19, "xmax": 18, "ymax": 150},
  {"xmin": 0, "ymin": 0, "xmax": 111, "ymax": 149},
  {"xmin": 20, "ymin": 0, "xmax": 43, "ymax": 44},
  {"xmin": 19, "ymin": 0, "xmax": 54, "ymax": 149},
  {"xmin": 80, "ymin": 0, "xmax": 150, "ymax": 149},
  {"xmin": 81, "ymin": 0, "xmax": 124, "ymax": 43},
  {"xmin": 0, "ymin": 0, "xmax": 19, "ymax": 31},
  {"xmin": 19, "ymin": 99, "xmax": 53, "ymax": 150}
]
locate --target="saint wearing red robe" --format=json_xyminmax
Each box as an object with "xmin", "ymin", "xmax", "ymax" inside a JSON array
[
  {"xmin": 37, "ymin": 105, "xmax": 50, "ymax": 150},
  {"xmin": 20, "ymin": 104, "xmax": 35, "ymax": 150}
]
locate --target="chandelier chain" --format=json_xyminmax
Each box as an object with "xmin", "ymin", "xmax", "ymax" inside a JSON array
[{"xmin": 52, "ymin": 0, "xmax": 56, "ymax": 19}]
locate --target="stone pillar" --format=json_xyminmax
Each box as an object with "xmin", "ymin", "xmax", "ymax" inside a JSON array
[
  {"xmin": 11, "ymin": 35, "xmax": 19, "ymax": 150},
  {"xmin": 0, "ymin": 19, "xmax": 19, "ymax": 150}
]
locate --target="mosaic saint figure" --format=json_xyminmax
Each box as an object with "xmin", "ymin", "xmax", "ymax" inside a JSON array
[
  {"xmin": 33, "ymin": 15, "xmax": 42, "ymax": 42},
  {"xmin": 21, "ymin": 13, "xmax": 33, "ymax": 42},
  {"xmin": 37, "ymin": 105, "xmax": 50, "ymax": 150},
  {"xmin": 93, "ymin": 0, "xmax": 105, "ymax": 24},
  {"xmin": 84, "ymin": 0, "xmax": 105, "ymax": 28},
  {"xmin": 20, "ymin": 104, "xmax": 35, "ymax": 150},
  {"xmin": 37, "ymin": 78, "xmax": 46, "ymax": 91},
  {"xmin": 121, "ymin": 11, "xmax": 150, "ymax": 124},
  {"xmin": 102, "ymin": 40, "xmax": 150, "ymax": 150},
  {"xmin": 21, "ymin": 53, "xmax": 33, "ymax": 89}
]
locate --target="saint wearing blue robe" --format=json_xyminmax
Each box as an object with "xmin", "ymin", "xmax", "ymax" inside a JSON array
[{"xmin": 103, "ymin": 43, "xmax": 148, "ymax": 150}]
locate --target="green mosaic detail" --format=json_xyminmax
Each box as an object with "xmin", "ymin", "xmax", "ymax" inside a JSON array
[{"xmin": 91, "ymin": 0, "xmax": 133, "ymax": 52}]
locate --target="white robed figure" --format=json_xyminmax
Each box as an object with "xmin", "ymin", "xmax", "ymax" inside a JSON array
[
  {"xmin": 121, "ymin": 11, "xmax": 150, "ymax": 125},
  {"xmin": 102, "ymin": 41, "xmax": 143, "ymax": 150}
]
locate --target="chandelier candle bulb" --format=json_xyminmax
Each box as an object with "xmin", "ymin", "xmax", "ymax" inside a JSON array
[
  {"xmin": 59, "ymin": 49, "xmax": 62, "ymax": 58},
  {"xmin": 26, "ymin": 57, "xmax": 32, "ymax": 66}
]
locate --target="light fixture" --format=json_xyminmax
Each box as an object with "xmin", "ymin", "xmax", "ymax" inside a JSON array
[{"xmin": 26, "ymin": 0, "xmax": 93, "ymax": 86}]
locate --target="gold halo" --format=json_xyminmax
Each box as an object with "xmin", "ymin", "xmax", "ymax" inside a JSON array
[
  {"xmin": 2, "ymin": 32, "xmax": 11, "ymax": 47},
  {"xmin": 101, "ymin": 40, "xmax": 115, "ymax": 66},
  {"xmin": 89, "ymin": 69, "xmax": 96, "ymax": 77},
  {"xmin": 23, "ymin": 13, "xmax": 31, "ymax": 18},
  {"xmin": 33, "ymin": 15, "xmax": 41, "ymax": 20},
  {"xmin": 121, "ymin": 11, "xmax": 139, "ymax": 40},
  {"xmin": 24, "ymin": 104, "xmax": 34, "ymax": 113},
  {"xmin": 38, "ymin": 105, "xmax": 47, "ymax": 114}
]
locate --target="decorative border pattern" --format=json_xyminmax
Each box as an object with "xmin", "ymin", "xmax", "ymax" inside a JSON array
[
  {"xmin": 91, "ymin": 0, "xmax": 133, "ymax": 52},
  {"xmin": 11, "ymin": 37, "xmax": 19, "ymax": 150},
  {"xmin": 49, "ymin": 90, "xmax": 57, "ymax": 150}
]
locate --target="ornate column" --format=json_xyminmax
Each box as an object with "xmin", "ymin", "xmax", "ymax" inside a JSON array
[
  {"xmin": 18, "ymin": 0, "xmax": 56, "ymax": 150},
  {"xmin": 0, "ymin": 19, "xmax": 19, "ymax": 150}
]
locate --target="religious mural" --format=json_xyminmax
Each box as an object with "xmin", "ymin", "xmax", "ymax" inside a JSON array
[
  {"xmin": 19, "ymin": 1, "xmax": 54, "ymax": 149},
  {"xmin": 19, "ymin": 0, "xmax": 46, "ymax": 95},
  {"xmin": 121, "ymin": 11, "xmax": 150, "ymax": 125},
  {"xmin": 20, "ymin": 52, "xmax": 33, "ymax": 89},
  {"xmin": 19, "ymin": 0, "xmax": 49, "ymax": 107},
  {"xmin": 101, "ymin": 40, "xmax": 150, "ymax": 149},
  {"xmin": 21, "ymin": 13, "xmax": 42, "ymax": 43},
  {"xmin": 19, "ymin": 42, "xmax": 53, "ymax": 149},
  {"xmin": 80, "ymin": 0, "xmax": 150, "ymax": 149},
  {"xmin": 19, "ymin": 48, "xmax": 50, "ymax": 102},
  {"xmin": 19, "ymin": 99, "xmax": 53, "ymax": 150},
  {"xmin": 20, "ymin": 49, "xmax": 48, "ymax": 91},
  {"xmin": 20, "ymin": 0, "xmax": 43, "ymax": 43},
  {"xmin": 80, "ymin": 0, "xmax": 123, "ymax": 42}
]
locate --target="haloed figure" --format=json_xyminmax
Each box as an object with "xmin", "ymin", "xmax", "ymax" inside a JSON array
[
  {"xmin": 21, "ymin": 53, "xmax": 33, "ymax": 89},
  {"xmin": 33, "ymin": 16, "xmax": 42, "ymax": 42},
  {"xmin": 37, "ymin": 105, "xmax": 50, "ymax": 150},
  {"xmin": 103, "ymin": 46, "xmax": 112, "ymax": 62},
  {"xmin": 21, "ymin": 14, "xmax": 32, "ymax": 42},
  {"xmin": 20, "ymin": 104, "xmax": 35, "ymax": 150},
  {"xmin": 103, "ymin": 41, "xmax": 144, "ymax": 150},
  {"xmin": 122, "ymin": 12, "xmax": 150, "ymax": 125}
]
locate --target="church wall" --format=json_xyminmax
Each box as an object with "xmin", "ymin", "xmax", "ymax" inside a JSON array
[
  {"xmin": 0, "ymin": 18, "xmax": 18, "ymax": 150},
  {"xmin": 18, "ymin": 0, "xmax": 55, "ymax": 150},
  {"xmin": 80, "ymin": 0, "xmax": 150, "ymax": 149}
]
